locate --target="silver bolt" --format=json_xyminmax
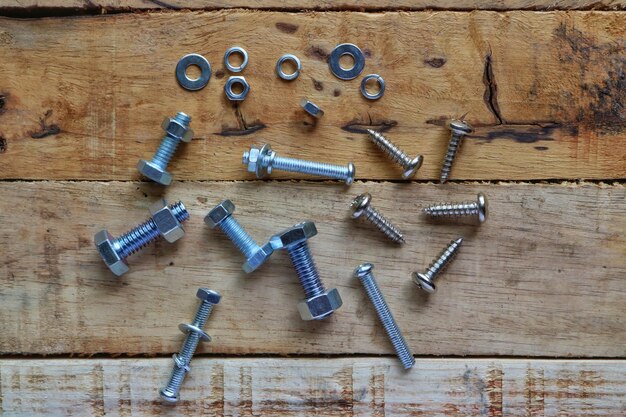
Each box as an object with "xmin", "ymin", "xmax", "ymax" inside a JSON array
[
  {"xmin": 413, "ymin": 238, "xmax": 463, "ymax": 293},
  {"xmin": 350, "ymin": 192, "xmax": 405, "ymax": 244},
  {"xmin": 94, "ymin": 199, "xmax": 190, "ymax": 276},
  {"xmin": 366, "ymin": 129, "xmax": 423, "ymax": 179},
  {"xmin": 270, "ymin": 221, "xmax": 343, "ymax": 321},
  {"xmin": 423, "ymin": 193, "xmax": 488, "ymax": 223},
  {"xmin": 243, "ymin": 144, "xmax": 355, "ymax": 185},
  {"xmin": 160, "ymin": 288, "xmax": 221, "ymax": 404},
  {"xmin": 354, "ymin": 263, "xmax": 415, "ymax": 369},
  {"xmin": 204, "ymin": 200, "xmax": 274, "ymax": 273},
  {"xmin": 137, "ymin": 112, "xmax": 194, "ymax": 185},
  {"xmin": 440, "ymin": 119, "xmax": 473, "ymax": 183}
]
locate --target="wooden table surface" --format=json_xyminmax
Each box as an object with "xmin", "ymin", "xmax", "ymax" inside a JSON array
[{"xmin": 0, "ymin": 1, "xmax": 625, "ymax": 415}]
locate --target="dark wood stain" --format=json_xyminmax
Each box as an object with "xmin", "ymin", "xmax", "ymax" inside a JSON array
[
  {"xmin": 217, "ymin": 123, "xmax": 266, "ymax": 136},
  {"xmin": 341, "ymin": 118, "xmax": 397, "ymax": 134},
  {"xmin": 483, "ymin": 49, "xmax": 504, "ymax": 124},
  {"xmin": 425, "ymin": 57, "xmax": 447, "ymax": 68},
  {"xmin": 31, "ymin": 109, "xmax": 60, "ymax": 139},
  {"xmin": 275, "ymin": 22, "xmax": 298, "ymax": 34},
  {"xmin": 534, "ymin": 146, "xmax": 549, "ymax": 151},
  {"xmin": 0, "ymin": 92, "xmax": 6, "ymax": 114},
  {"xmin": 312, "ymin": 79, "xmax": 324, "ymax": 91},
  {"xmin": 0, "ymin": 136, "xmax": 6, "ymax": 153},
  {"xmin": 215, "ymin": 69, "xmax": 225, "ymax": 79},
  {"xmin": 306, "ymin": 45, "xmax": 329, "ymax": 62},
  {"xmin": 333, "ymin": 89, "xmax": 341, "ymax": 97}
]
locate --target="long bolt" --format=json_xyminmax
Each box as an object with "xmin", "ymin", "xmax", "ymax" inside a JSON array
[
  {"xmin": 413, "ymin": 238, "xmax": 463, "ymax": 293},
  {"xmin": 440, "ymin": 119, "xmax": 473, "ymax": 183},
  {"xmin": 288, "ymin": 241, "xmax": 325, "ymax": 299},
  {"xmin": 366, "ymin": 129, "xmax": 423, "ymax": 179},
  {"xmin": 423, "ymin": 193, "xmax": 488, "ymax": 223},
  {"xmin": 243, "ymin": 144, "xmax": 355, "ymax": 185},
  {"xmin": 160, "ymin": 288, "xmax": 221, "ymax": 404},
  {"xmin": 350, "ymin": 193, "xmax": 405, "ymax": 244},
  {"xmin": 354, "ymin": 263, "xmax": 415, "ymax": 369}
]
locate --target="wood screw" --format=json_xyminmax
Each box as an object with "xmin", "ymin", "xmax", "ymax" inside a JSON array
[
  {"xmin": 423, "ymin": 193, "xmax": 488, "ymax": 223},
  {"xmin": 350, "ymin": 192, "xmax": 405, "ymax": 244},
  {"xmin": 413, "ymin": 238, "xmax": 463, "ymax": 293},
  {"xmin": 440, "ymin": 119, "xmax": 473, "ymax": 183},
  {"xmin": 366, "ymin": 129, "xmax": 423, "ymax": 179}
]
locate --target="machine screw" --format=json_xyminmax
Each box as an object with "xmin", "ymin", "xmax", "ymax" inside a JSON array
[
  {"xmin": 366, "ymin": 129, "xmax": 423, "ymax": 179},
  {"xmin": 413, "ymin": 238, "xmax": 463, "ymax": 293},
  {"xmin": 204, "ymin": 200, "xmax": 274, "ymax": 273},
  {"xmin": 243, "ymin": 144, "xmax": 355, "ymax": 185},
  {"xmin": 270, "ymin": 221, "xmax": 343, "ymax": 321},
  {"xmin": 160, "ymin": 288, "xmax": 221, "ymax": 404},
  {"xmin": 350, "ymin": 192, "xmax": 405, "ymax": 244},
  {"xmin": 94, "ymin": 199, "xmax": 190, "ymax": 276},
  {"xmin": 354, "ymin": 263, "xmax": 415, "ymax": 369},
  {"xmin": 137, "ymin": 112, "xmax": 194, "ymax": 185},
  {"xmin": 423, "ymin": 193, "xmax": 488, "ymax": 223},
  {"xmin": 440, "ymin": 119, "xmax": 473, "ymax": 183}
]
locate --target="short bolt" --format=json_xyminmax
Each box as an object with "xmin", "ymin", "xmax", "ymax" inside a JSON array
[
  {"xmin": 243, "ymin": 144, "xmax": 355, "ymax": 185},
  {"xmin": 366, "ymin": 129, "xmax": 423, "ymax": 179},
  {"xmin": 354, "ymin": 263, "xmax": 415, "ymax": 369},
  {"xmin": 423, "ymin": 193, "xmax": 488, "ymax": 223},
  {"xmin": 160, "ymin": 288, "xmax": 221, "ymax": 404},
  {"xmin": 94, "ymin": 199, "xmax": 190, "ymax": 276},
  {"xmin": 413, "ymin": 238, "xmax": 463, "ymax": 293},
  {"xmin": 440, "ymin": 119, "xmax": 473, "ymax": 183},
  {"xmin": 204, "ymin": 200, "xmax": 274, "ymax": 273},
  {"xmin": 350, "ymin": 192, "xmax": 405, "ymax": 244},
  {"xmin": 137, "ymin": 112, "xmax": 194, "ymax": 185}
]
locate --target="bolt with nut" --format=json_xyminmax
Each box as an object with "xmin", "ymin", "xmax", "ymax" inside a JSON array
[
  {"xmin": 205, "ymin": 199, "xmax": 274, "ymax": 273},
  {"xmin": 440, "ymin": 119, "xmax": 473, "ymax": 183},
  {"xmin": 413, "ymin": 238, "xmax": 463, "ymax": 293},
  {"xmin": 160, "ymin": 288, "xmax": 221, "ymax": 403},
  {"xmin": 94, "ymin": 199, "xmax": 189, "ymax": 276},
  {"xmin": 243, "ymin": 144, "xmax": 355, "ymax": 185},
  {"xmin": 137, "ymin": 112, "xmax": 193, "ymax": 185},
  {"xmin": 366, "ymin": 130, "xmax": 423, "ymax": 179},
  {"xmin": 270, "ymin": 221, "xmax": 343, "ymax": 320},
  {"xmin": 350, "ymin": 192, "xmax": 405, "ymax": 244},
  {"xmin": 423, "ymin": 193, "xmax": 488, "ymax": 223}
]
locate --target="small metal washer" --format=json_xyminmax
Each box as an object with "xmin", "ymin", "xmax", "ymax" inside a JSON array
[
  {"xmin": 276, "ymin": 54, "xmax": 301, "ymax": 81},
  {"xmin": 360, "ymin": 74, "xmax": 385, "ymax": 100},
  {"xmin": 175, "ymin": 54, "xmax": 211, "ymax": 91},
  {"xmin": 329, "ymin": 43, "xmax": 365, "ymax": 80},
  {"xmin": 224, "ymin": 46, "xmax": 249, "ymax": 73}
]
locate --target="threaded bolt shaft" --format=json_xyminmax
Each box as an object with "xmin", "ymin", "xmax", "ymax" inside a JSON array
[
  {"xmin": 151, "ymin": 112, "xmax": 192, "ymax": 169},
  {"xmin": 366, "ymin": 129, "xmax": 423, "ymax": 179},
  {"xmin": 351, "ymin": 193, "xmax": 405, "ymax": 244},
  {"xmin": 354, "ymin": 264, "xmax": 415, "ymax": 370},
  {"xmin": 287, "ymin": 241, "xmax": 325, "ymax": 299},
  {"xmin": 218, "ymin": 215, "xmax": 261, "ymax": 259},
  {"xmin": 413, "ymin": 238, "xmax": 463, "ymax": 293},
  {"xmin": 440, "ymin": 119, "xmax": 473, "ymax": 183},
  {"xmin": 423, "ymin": 193, "xmax": 488, "ymax": 223}
]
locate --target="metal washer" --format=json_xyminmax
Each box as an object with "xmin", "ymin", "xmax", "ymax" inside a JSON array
[
  {"xmin": 276, "ymin": 54, "xmax": 301, "ymax": 80},
  {"xmin": 175, "ymin": 54, "xmax": 211, "ymax": 91},
  {"xmin": 329, "ymin": 43, "xmax": 365, "ymax": 80},
  {"xmin": 224, "ymin": 46, "xmax": 249, "ymax": 73},
  {"xmin": 360, "ymin": 74, "xmax": 385, "ymax": 100}
]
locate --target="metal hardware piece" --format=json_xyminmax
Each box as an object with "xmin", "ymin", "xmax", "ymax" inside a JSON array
[
  {"xmin": 360, "ymin": 74, "xmax": 385, "ymax": 100},
  {"xmin": 137, "ymin": 112, "xmax": 193, "ymax": 185},
  {"xmin": 276, "ymin": 54, "xmax": 301, "ymax": 80},
  {"xmin": 224, "ymin": 76, "xmax": 250, "ymax": 101},
  {"xmin": 440, "ymin": 119, "xmax": 473, "ymax": 183},
  {"xmin": 354, "ymin": 263, "xmax": 415, "ymax": 369},
  {"xmin": 413, "ymin": 238, "xmax": 463, "ymax": 293},
  {"xmin": 329, "ymin": 43, "xmax": 365, "ymax": 80},
  {"xmin": 175, "ymin": 54, "xmax": 211, "ymax": 91},
  {"xmin": 224, "ymin": 46, "xmax": 249, "ymax": 72},
  {"xmin": 366, "ymin": 129, "xmax": 423, "ymax": 179},
  {"xmin": 271, "ymin": 221, "xmax": 343, "ymax": 321},
  {"xmin": 159, "ymin": 288, "xmax": 221, "ymax": 403},
  {"xmin": 350, "ymin": 192, "xmax": 405, "ymax": 244},
  {"xmin": 423, "ymin": 193, "xmax": 488, "ymax": 223},
  {"xmin": 300, "ymin": 98, "xmax": 324, "ymax": 118},
  {"xmin": 94, "ymin": 199, "xmax": 189, "ymax": 276},
  {"xmin": 205, "ymin": 199, "xmax": 274, "ymax": 273},
  {"xmin": 243, "ymin": 144, "xmax": 355, "ymax": 185}
]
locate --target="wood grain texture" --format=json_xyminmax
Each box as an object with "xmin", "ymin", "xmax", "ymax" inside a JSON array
[
  {"xmin": 0, "ymin": 11, "xmax": 625, "ymax": 181},
  {"xmin": 1, "ymin": 181, "xmax": 624, "ymax": 356},
  {"xmin": 1, "ymin": 358, "xmax": 625, "ymax": 415}
]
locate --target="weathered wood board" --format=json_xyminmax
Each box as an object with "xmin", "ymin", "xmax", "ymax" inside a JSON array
[
  {"xmin": 1, "ymin": 358, "xmax": 625, "ymax": 416},
  {"xmin": 1, "ymin": 181, "xmax": 624, "ymax": 356},
  {"xmin": 0, "ymin": 11, "xmax": 625, "ymax": 180}
]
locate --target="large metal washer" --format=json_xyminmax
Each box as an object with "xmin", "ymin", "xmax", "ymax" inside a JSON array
[
  {"xmin": 175, "ymin": 54, "xmax": 211, "ymax": 91},
  {"xmin": 328, "ymin": 43, "xmax": 365, "ymax": 80}
]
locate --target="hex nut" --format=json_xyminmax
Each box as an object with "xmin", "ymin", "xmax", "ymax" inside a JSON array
[
  {"xmin": 243, "ymin": 242, "xmax": 274, "ymax": 273},
  {"xmin": 270, "ymin": 221, "xmax": 318, "ymax": 250},
  {"xmin": 224, "ymin": 76, "xmax": 250, "ymax": 101},
  {"xmin": 161, "ymin": 116, "xmax": 194, "ymax": 143},
  {"xmin": 297, "ymin": 288, "xmax": 343, "ymax": 320},
  {"xmin": 137, "ymin": 159, "xmax": 172, "ymax": 186},
  {"xmin": 149, "ymin": 199, "xmax": 186, "ymax": 243},
  {"xmin": 244, "ymin": 146, "xmax": 262, "ymax": 174},
  {"xmin": 204, "ymin": 200, "xmax": 236, "ymax": 228},
  {"xmin": 300, "ymin": 98, "xmax": 324, "ymax": 118},
  {"xmin": 94, "ymin": 230, "xmax": 129, "ymax": 276},
  {"xmin": 196, "ymin": 288, "xmax": 222, "ymax": 304}
]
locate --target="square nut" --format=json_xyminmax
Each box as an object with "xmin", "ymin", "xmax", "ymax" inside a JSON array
[{"xmin": 149, "ymin": 199, "xmax": 185, "ymax": 243}]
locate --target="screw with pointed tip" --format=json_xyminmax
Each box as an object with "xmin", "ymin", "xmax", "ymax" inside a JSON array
[
  {"xmin": 366, "ymin": 129, "xmax": 423, "ymax": 179},
  {"xmin": 354, "ymin": 263, "xmax": 415, "ymax": 369},
  {"xmin": 423, "ymin": 193, "xmax": 488, "ymax": 223},
  {"xmin": 350, "ymin": 192, "xmax": 405, "ymax": 244},
  {"xmin": 413, "ymin": 238, "xmax": 463, "ymax": 293},
  {"xmin": 440, "ymin": 119, "xmax": 473, "ymax": 183},
  {"xmin": 160, "ymin": 288, "xmax": 221, "ymax": 404}
]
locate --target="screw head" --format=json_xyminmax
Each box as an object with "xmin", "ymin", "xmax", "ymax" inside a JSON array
[
  {"xmin": 94, "ymin": 230, "xmax": 129, "ymax": 276},
  {"xmin": 402, "ymin": 155, "xmax": 423, "ymax": 179},
  {"xmin": 204, "ymin": 200, "xmax": 235, "ymax": 228},
  {"xmin": 353, "ymin": 262, "xmax": 374, "ymax": 278},
  {"xmin": 196, "ymin": 288, "xmax": 222, "ymax": 304},
  {"xmin": 449, "ymin": 119, "xmax": 473, "ymax": 135},
  {"xmin": 159, "ymin": 387, "xmax": 179, "ymax": 403},
  {"xmin": 350, "ymin": 193, "xmax": 371, "ymax": 218},
  {"xmin": 412, "ymin": 272, "xmax": 437, "ymax": 293},
  {"xmin": 477, "ymin": 193, "xmax": 488, "ymax": 223},
  {"xmin": 137, "ymin": 159, "xmax": 173, "ymax": 185},
  {"xmin": 346, "ymin": 162, "xmax": 356, "ymax": 185}
]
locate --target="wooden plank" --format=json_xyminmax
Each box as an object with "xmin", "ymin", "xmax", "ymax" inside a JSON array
[
  {"xmin": 1, "ymin": 358, "xmax": 625, "ymax": 415},
  {"xmin": 0, "ymin": 181, "xmax": 624, "ymax": 356},
  {"xmin": 0, "ymin": 11, "xmax": 625, "ymax": 181}
]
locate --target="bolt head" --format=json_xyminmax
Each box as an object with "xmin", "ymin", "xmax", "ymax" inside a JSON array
[
  {"xmin": 346, "ymin": 162, "xmax": 356, "ymax": 185},
  {"xmin": 350, "ymin": 193, "xmax": 371, "ymax": 218},
  {"xmin": 477, "ymin": 193, "xmax": 488, "ymax": 223},
  {"xmin": 449, "ymin": 119, "xmax": 473, "ymax": 135},
  {"xmin": 243, "ymin": 242, "xmax": 274, "ymax": 273},
  {"xmin": 402, "ymin": 155, "xmax": 423, "ymax": 179},
  {"xmin": 412, "ymin": 272, "xmax": 437, "ymax": 293},
  {"xmin": 196, "ymin": 288, "xmax": 222, "ymax": 304},
  {"xmin": 137, "ymin": 159, "xmax": 173, "ymax": 185},
  {"xmin": 353, "ymin": 262, "xmax": 374, "ymax": 278},
  {"xmin": 297, "ymin": 288, "xmax": 343, "ymax": 320},
  {"xmin": 94, "ymin": 230, "xmax": 129, "ymax": 276},
  {"xmin": 149, "ymin": 199, "xmax": 186, "ymax": 243},
  {"xmin": 270, "ymin": 221, "xmax": 317, "ymax": 250},
  {"xmin": 204, "ymin": 200, "xmax": 235, "ymax": 228},
  {"xmin": 161, "ymin": 115, "xmax": 194, "ymax": 142}
]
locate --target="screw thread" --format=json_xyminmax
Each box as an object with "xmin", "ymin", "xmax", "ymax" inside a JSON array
[
  {"xmin": 423, "ymin": 201, "xmax": 479, "ymax": 218},
  {"xmin": 288, "ymin": 242, "xmax": 325, "ymax": 299},
  {"xmin": 152, "ymin": 112, "xmax": 191, "ymax": 169},
  {"xmin": 219, "ymin": 215, "xmax": 260, "ymax": 259},
  {"xmin": 271, "ymin": 155, "xmax": 351, "ymax": 182},
  {"xmin": 440, "ymin": 134, "xmax": 463, "ymax": 183},
  {"xmin": 423, "ymin": 238, "xmax": 463, "ymax": 281},
  {"xmin": 364, "ymin": 206, "xmax": 405, "ymax": 244},
  {"xmin": 357, "ymin": 271, "xmax": 415, "ymax": 369},
  {"xmin": 367, "ymin": 130, "xmax": 412, "ymax": 167}
]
